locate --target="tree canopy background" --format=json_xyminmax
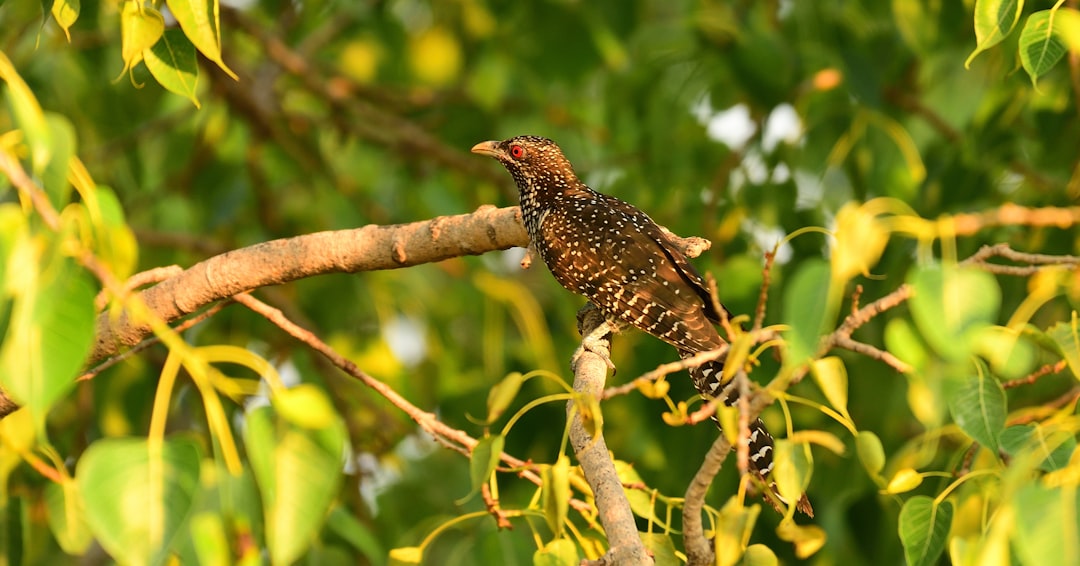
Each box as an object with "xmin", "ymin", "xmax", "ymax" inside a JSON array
[{"xmin": 2, "ymin": 1, "xmax": 1080, "ymax": 565}]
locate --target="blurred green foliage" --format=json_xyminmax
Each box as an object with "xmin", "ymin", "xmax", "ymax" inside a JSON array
[{"xmin": 2, "ymin": 0, "xmax": 1080, "ymax": 564}]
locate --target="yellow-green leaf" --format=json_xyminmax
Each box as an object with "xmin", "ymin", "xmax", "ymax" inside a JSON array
[
  {"xmin": 486, "ymin": 372, "xmax": 524, "ymax": 423},
  {"xmin": 120, "ymin": 2, "xmax": 165, "ymax": 75},
  {"xmin": 965, "ymin": 0, "xmax": 1023, "ymax": 67},
  {"xmin": 144, "ymin": 29, "xmax": 200, "ymax": 108},
  {"xmin": 166, "ymin": 0, "xmax": 238, "ymax": 79},
  {"xmin": 856, "ymin": 430, "xmax": 886, "ymax": 477},
  {"xmin": 714, "ymin": 497, "xmax": 759, "ymax": 566},
  {"xmin": 542, "ymin": 455, "xmax": 570, "ymax": 537},
  {"xmin": 460, "ymin": 434, "xmax": 503, "ymax": 503},
  {"xmin": 273, "ymin": 384, "xmax": 337, "ymax": 430},
  {"xmin": 52, "ymin": 0, "xmax": 80, "ymax": 41},
  {"xmin": 533, "ymin": 538, "xmax": 579, "ymax": 566},
  {"xmin": 1019, "ymin": 10, "xmax": 1068, "ymax": 87},
  {"xmin": 811, "ymin": 356, "xmax": 851, "ymax": 421},
  {"xmin": 773, "ymin": 440, "xmax": 813, "ymax": 508},
  {"xmin": 885, "ymin": 467, "xmax": 923, "ymax": 494},
  {"xmin": 0, "ymin": 52, "xmax": 52, "ymax": 173},
  {"xmin": 776, "ymin": 521, "xmax": 827, "ymax": 559}
]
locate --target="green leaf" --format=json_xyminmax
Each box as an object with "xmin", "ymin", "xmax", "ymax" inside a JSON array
[
  {"xmin": 486, "ymin": 371, "xmax": 524, "ymax": 423},
  {"xmin": 76, "ymin": 437, "xmax": 202, "ymax": 566},
  {"xmin": 165, "ymin": 0, "xmax": 238, "ymax": 79},
  {"xmin": 326, "ymin": 505, "xmax": 386, "ymax": 564},
  {"xmin": 976, "ymin": 325, "xmax": 1035, "ymax": 379},
  {"xmin": 856, "ymin": 430, "xmax": 886, "ymax": 478},
  {"xmin": 459, "ymin": 434, "xmax": 503, "ymax": 503},
  {"xmin": 1019, "ymin": 10, "xmax": 1068, "ymax": 87},
  {"xmin": 41, "ymin": 113, "xmax": 74, "ymax": 208},
  {"xmin": 120, "ymin": 2, "xmax": 165, "ymax": 75},
  {"xmin": 947, "ymin": 368, "xmax": 1006, "ymax": 453},
  {"xmin": 898, "ymin": 496, "xmax": 953, "ymax": 566},
  {"xmin": 1000, "ymin": 424, "xmax": 1076, "ymax": 472},
  {"xmin": 88, "ymin": 185, "xmax": 139, "ymax": 281},
  {"xmin": 44, "ymin": 479, "xmax": 92, "ymax": 554},
  {"xmin": 640, "ymin": 532, "xmax": 679, "ymax": 566},
  {"xmin": 144, "ymin": 29, "xmax": 200, "ymax": 108},
  {"xmin": 884, "ymin": 317, "xmax": 928, "ymax": 372},
  {"xmin": 909, "ymin": 265, "xmax": 1000, "ymax": 361},
  {"xmin": 965, "ymin": 0, "xmax": 1023, "ymax": 67},
  {"xmin": 189, "ymin": 512, "xmax": 229, "ymax": 566},
  {"xmin": 1046, "ymin": 315, "xmax": 1080, "ymax": 381},
  {"xmin": 532, "ymin": 538, "xmax": 579, "ymax": 566},
  {"xmin": 614, "ymin": 460, "xmax": 661, "ymax": 523},
  {"xmin": 245, "ymin": 405, "xmax": 346, "ymax": 566},
  {"xmin": 1013, "ymin": 483, "xmax": 1080, "ymax": 566},
  {"xmin": 0, "ymin": 251, "xmax": 96, "ymax": 427},
  {"xmin": 541, "ymin": 455, "xmax": 570, "ymax": 537},
  {"xmin": 783, "ymin": 259, "xmax": 833, "ymax": 367}
]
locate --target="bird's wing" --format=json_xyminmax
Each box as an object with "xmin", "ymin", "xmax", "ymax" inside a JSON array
[{"xmin": 538, "ymin": 196, "xmax": 723, "ymax": 352}]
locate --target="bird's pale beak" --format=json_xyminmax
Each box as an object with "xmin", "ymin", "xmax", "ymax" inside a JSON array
[{"xmin": 470, "ymin": 140, "xmax": 502, "ymax": 158}]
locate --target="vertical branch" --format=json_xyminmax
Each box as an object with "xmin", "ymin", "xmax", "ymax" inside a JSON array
[
  {"xmin": 683, "ymin": 434, "xmax": 730, "ymax": 566},
  {"xmin": 570, "ymin": 305, "xmax": 651, "ymax": 566}
]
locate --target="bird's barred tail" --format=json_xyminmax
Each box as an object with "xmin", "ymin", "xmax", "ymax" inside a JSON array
[{"xmin": 682, "ymin": 351, "xmax": 814, "ymax": 517}]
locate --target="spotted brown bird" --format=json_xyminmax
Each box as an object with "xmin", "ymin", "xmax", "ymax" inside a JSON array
[{"xmin": 472, "ymin": 135, "xmax": 812, "ymax": 516}]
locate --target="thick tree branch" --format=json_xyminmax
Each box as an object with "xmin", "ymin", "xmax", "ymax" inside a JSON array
[
  {"xmin": 89, "ymin": 205, "xmax": 528, "ymax": 365},
  {"xmin": 571, "ymin": 305, "xmax": 652, "ymax": 566}
]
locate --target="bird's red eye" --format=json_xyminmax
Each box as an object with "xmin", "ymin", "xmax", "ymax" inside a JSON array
[{"xmin": 510, "ymin": 144, "xmax": 525, "ymax": 159}]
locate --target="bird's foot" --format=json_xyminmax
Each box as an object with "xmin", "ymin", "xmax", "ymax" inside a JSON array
[
  {"xmin": 520, "ymin": 242, "xmax": 538, "ymax": 270},
  {"xmin": 573, "ymin": 304, "xmax": 621, "ymax": 374}
]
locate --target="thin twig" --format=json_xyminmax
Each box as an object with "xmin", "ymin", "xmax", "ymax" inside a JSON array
[
  {"xmin": 1002, "ymin": 360, "xmax": 1068, "ymax": 389},
  {"xmin": 232, "ymin": 292, "xmax": 592, "ymax": 514}
]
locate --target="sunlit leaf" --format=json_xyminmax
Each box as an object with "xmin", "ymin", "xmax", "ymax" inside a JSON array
[
  {"xmin": 811, "ymin": 356, "xmax": 851, "ymax": 420},
  {"xmin": 165, "ymin": 0, "xmax": 237, "ymax": 79},
  {"xmin": 144, "ymin": 29, "xmax": 200, "ymax": 108},
  {"xmin": 640, "ymin": 532, "xmax": 679, "ymax": 566},
  {"xmin": 1000, "ymin": 425, "xmax": 1077, "ymax": 472},
  {"xmin": 965, "ymin": 0, "xmax": 1023, "ymax": 67},
  {"xmin": 772, "ymin": 440, "xmax": 812, "ymax": 508},
  {"xmin": 742, "ymin": 543, "xmax": 779, "ymax": 566},
  {"xmin": 947, "ymin": 368, "xmax": 1006, "ymax": 453},
  {"xmin": 0, "ymin": 252, "xmax": 96, "ymax": 427},
  {"xmin": 51, "ymin": 0, "xmax": 79, "ymax": 41},
  {"xmin": 1046, "ymin": 315, "xmax": 1080, "ymax": 381},
  {"xmin": 45, "ymin": 479, "xmax": 92, "ymax": 554},
  {"xmin": 909, "ymin": 265, "xmax": 1000, "ymax": 361},
  {"xmin": 120, "ymin": 2, "xmax": 164, "ymax": 75},
  {"xmin": 408, "ymin": 26, "xmax": 462, "ymax": 86},
  {"xmin": 273, "ymin": 383, "xmax": 337, "ymax": 429},
  {"xmin": 714, "ymin": 497, "xmax": 759, "ymax": 566},
  {"xmin": 775, "ymin": 521, "xmax": 827, "ymax": 559},
  {"xmin": 885, "ymin": 468, "xmax": 923, "ymax": 494},
  {"xmin": 831, "ymin": 201, "xmax": 888, "ymax": 284},
  {"xmin": 77, "ymin": 437, "xmax": 202, "ymax": 565},
  {"xmin": 856, "ymin": 430, "xmax": 886, "ymax": 477},
  {"xmin": 41, "ymin": 113, "xmax": 74, "ymax": 208},
  {"xmin": 533, "ymin": 538, "xmax": 579, "ymax": 566},
  {"xmin": 1013, "ymin": 483, "xmax": 1080, "ymax": 566},
  {"xmin": 0, "ymin": 52, "xmax": 52, "ymax": 172},
  {"xmin": 898, "ymin": 496, "xmax": 953, "ymax": 566},
  {"xmin": 389, "ymin": 546, "xmax": 422, "ymax": 565},
  {"xmin": 245, "ymin": 405, "xmax": 346, "ymax": 565},
  {"xmin": 976, "ymin": 325, "xmax": 1035, "ymax": 379},
  {"xmin": 189, "ymin": 512, "xmax": 229, "ymax": 566},
  {"xmin": 614, "ymin": 460, "xmax": 661, "ymax": 523}
]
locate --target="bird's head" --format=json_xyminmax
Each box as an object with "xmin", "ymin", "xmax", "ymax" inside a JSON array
[{"xmin": 470, "ymin": 136, "xmax": 582, "ymax": 195}]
